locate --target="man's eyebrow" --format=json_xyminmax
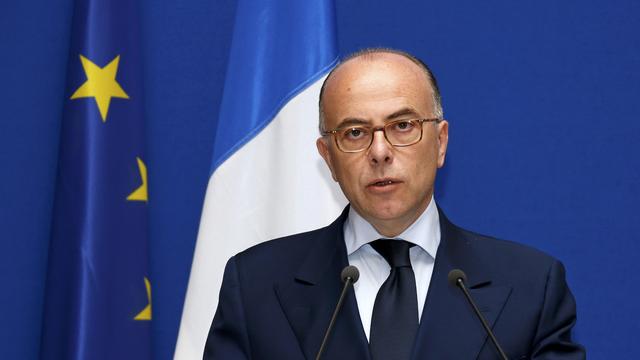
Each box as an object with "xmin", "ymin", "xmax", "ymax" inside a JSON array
[
  {"xmin": 333, "ymin": 108, "xmax": 420, "ymax": 129},
  {"xmin": 334, "ymin": 118, "xmax": 369, "ymax": 129},
  {"xmin": 386, "ymin": 108, "xmax": 420, "ymax": 120}
]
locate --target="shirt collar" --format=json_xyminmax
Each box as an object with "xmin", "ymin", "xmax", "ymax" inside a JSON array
[{"xmin": 344, "ymin": 196, "xmax": 440, "ymax": 258}]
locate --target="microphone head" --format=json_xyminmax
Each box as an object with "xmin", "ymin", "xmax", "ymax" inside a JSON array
[
  {"xmin": 341, "ymin": 265, "xmax": 360, "ymax": 284},
  {"xmin": 448, "ymin": 269, "xmax": 467, "ymax": 287}
]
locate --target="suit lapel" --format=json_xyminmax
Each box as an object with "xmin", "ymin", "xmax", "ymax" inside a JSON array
[
  {"xmin": 411, "ymin": 209, "xmax": 512, "ymax": 359},
  {"xmin": 275, "ymin": 208, "xmax": 371, "ymax": 360}
]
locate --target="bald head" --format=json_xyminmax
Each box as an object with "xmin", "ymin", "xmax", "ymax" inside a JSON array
[{"xmin": 318, "ymin": 49, "xmax": 443, "ymax": 133}]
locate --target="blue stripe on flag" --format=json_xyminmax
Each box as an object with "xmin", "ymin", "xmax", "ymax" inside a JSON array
[{"xmin": 210, "ymin": 0, "xmax": 339, "ymax": 172}]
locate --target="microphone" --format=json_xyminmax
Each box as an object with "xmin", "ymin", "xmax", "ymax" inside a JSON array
[
  {"xmin": 448, "ymin": 269, "xmax": 509, "ymax": 360},
  {"xmin": 315, "ymin": 265, "xmax": 360, "ymax": 360}
]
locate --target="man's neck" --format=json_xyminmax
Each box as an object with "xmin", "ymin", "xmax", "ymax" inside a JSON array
[{"xmin": 343, "ymin": 195, "xmax": 440, "ymax": 257}]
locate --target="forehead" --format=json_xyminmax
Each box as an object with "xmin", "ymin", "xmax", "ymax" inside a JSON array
[{"xmin": 322, "ymin": 53, "xmax": 433, "ymax": 126}]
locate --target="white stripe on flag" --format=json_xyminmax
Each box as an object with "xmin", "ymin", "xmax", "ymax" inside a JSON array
[{"xmin": 174, "ymin": 76, "xmax": 346, "ymax": 359}]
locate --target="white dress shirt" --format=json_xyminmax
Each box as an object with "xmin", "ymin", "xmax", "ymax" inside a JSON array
[{"xmin": 344, "ymin": 197, "xmax": 441, "ymax": 341}]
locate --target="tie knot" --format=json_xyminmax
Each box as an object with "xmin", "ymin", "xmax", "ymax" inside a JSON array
[{"xmin": 370, "ymin": 239, "xmax": 413, "ymax": 268}]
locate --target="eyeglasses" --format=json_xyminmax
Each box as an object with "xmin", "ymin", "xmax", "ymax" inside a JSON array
[{"xmin": 321, "ymin": 118, "xmax": 442, "ymax": 153}]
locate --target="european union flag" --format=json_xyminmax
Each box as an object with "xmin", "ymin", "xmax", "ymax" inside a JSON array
[{"xmin": 40, "ymin": 0, "xmax": 150, "ymax": 358}]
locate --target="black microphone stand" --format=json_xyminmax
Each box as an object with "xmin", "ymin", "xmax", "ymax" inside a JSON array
[
  {"xmin": 450, "ymin": 269, "xmax": 509, "ymax": 360},
  {"xmin": 315, "ymin": 266, "xmax": 359, "ymax": 360}
]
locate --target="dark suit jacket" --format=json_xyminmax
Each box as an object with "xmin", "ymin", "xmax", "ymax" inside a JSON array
[{"xmin": 204, "ymin": 207, "xmax": 585, "ymax": 359}]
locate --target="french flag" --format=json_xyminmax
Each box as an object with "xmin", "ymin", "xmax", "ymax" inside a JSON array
[{"xmin": 174, "ymin": 1, "xmax": 346, "ymax": 357}]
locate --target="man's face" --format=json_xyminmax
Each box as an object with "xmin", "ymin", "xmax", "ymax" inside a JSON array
[{"xmin": 317, "ymin": 54, "xmax": 449, "ymax": 236}]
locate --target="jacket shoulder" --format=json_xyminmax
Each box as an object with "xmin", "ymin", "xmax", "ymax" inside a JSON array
[
  {"xmin": 234, "ymin": 207, "xmax": 348, "ymax": 270},
  {"xmin": 236, "ymin": 227, "xmax": 326, "ymax": 264},
  {"xmin": 439, "ymin": 211, "xmax": 562, "ymax": 283},
  {"xmin": 459, "ymin": 225, "xmax": 557, "ymax": 264}
]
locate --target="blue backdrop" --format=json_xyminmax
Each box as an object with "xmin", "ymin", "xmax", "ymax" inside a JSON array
[{"xmin": 1, "ymin": 0, "xmax": 638, "ymax": 359}]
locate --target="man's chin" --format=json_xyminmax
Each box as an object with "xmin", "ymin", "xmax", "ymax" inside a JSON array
[{"xmin": 361, "ymin": 204, "xmax": 413, "ymax": 224}]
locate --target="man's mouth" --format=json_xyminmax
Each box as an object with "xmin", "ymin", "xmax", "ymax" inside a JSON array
[{"xmin": 368, "ymin": 179, "xmax": 400, "ymax": 187}]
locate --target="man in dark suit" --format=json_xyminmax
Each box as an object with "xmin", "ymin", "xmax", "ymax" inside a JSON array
[{"xmin": 204, "ymin": 49, "xmax": 585, "ymax": 359}]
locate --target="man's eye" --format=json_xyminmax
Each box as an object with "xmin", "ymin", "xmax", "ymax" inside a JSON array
[
  {"xmin": 346, "ymin": 128, "xmax": 365, "ymax": 138},
  {"xmin": 394, "ymin": 121, "xmax": 414, "ymax": 131}
]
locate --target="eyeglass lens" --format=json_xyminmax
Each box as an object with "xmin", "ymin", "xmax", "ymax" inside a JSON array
[{"xmin": 337, "ymin": 119, "xmax": 422, "ymax": 152}]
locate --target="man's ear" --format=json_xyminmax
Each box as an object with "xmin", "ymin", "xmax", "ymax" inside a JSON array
[
  {"xmin": 436, "ymin": 120, "xmax": 449, "ymax": 168},
  {"xmin": 316, "ymin": 137, "xmax": 338, "ymax": 181}
]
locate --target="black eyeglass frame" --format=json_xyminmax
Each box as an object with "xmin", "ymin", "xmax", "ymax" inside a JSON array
[{"xmin": 321, "ymin": 118, "xmax": 443, "ymax": 153}]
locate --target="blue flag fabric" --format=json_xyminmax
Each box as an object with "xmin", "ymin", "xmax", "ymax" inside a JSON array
[{"xmin": 40, "ymin": 0, "xmax": 150, "ymax": 358}]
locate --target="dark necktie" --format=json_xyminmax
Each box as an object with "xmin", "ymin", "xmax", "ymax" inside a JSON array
[{"xmin": 369, "ymin": 239, "xmax": 419, "ymax": 360}]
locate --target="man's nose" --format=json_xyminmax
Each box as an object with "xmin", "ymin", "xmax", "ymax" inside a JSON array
[{"xmin": 367, "ymin": 129, "xmax": 393, "ymax": 165}]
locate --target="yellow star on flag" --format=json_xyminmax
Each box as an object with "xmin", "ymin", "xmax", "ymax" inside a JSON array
[
  {"xmin": 127, "ymin": 157, "xmax": 148, "ymax": 202},
  {"xmin": 70, "ymin": 54, "xmax": 129, "ymax": 122},
  {"xmin": 134, "ymin": 277, "xmax": 152, "ymax": 321}
]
